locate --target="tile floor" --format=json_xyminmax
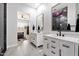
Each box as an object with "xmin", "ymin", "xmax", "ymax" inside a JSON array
[{"xmin": 4, "ymin": 40, "xmax": 44, "ymax": 56}]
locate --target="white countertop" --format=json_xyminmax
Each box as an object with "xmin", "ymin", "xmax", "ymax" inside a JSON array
[{"xmin": 44, "ymin": 34, "xmax": 79, "ymax": 44}]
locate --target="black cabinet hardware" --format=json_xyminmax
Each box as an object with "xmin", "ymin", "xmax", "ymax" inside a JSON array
[
  {"xmin": 59, "ymin": 49, "xmax": 61, "ymax": 56},
  {"xmin": 51, "ymin": 51, "xmax": 55, "ymax": 54},
  {"xmin": 44, "ymin": 38, "xmax": 48, "ymax": 40},
  {"xmin": 51, "ymin": 46, "xmax": 55, "ymax": 49},
  {"xmin": 51, "ymin": 41, "xmax": 55, "ymax": 43},
  {"xmin": 63, "ymin": 44, "xmax": 70, "ymax": 48}
]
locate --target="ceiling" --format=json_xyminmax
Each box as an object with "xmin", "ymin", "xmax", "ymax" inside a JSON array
[
  {"xmin": 22, "ymin": 3, "xmax": 58, "ymax": 9},
  {"xmin": 25, "ymin": 3, "xmax": 41, "ymax": 9}
]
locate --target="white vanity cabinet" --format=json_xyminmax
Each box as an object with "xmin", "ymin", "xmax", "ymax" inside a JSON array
[
  {"xmin": 30, "ymin": 32, "xmax": 43, "ymax": 47},
  {"xmin": 59, "ymin": 40, "xmax": 75, "ymax": 56},
  {"xmin": 43, "ymin": 35, "xmax": 77, "ymax": 56}
]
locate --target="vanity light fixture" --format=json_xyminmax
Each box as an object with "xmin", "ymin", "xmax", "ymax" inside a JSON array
[{"xmin": 17, "ymin": 11, "xmax": 30, "ymax": 20}]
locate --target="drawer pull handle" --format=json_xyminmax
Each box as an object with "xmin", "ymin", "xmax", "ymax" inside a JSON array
[
  {"xmin": 51, "ymin": 51, "xmax": 55, "ymax": 54},
  {"xmin": 47, "ymin": 44, "xmax": 49, "ymax": 49},
  {"xmin": 59, "ymin": 49, "xmax": 61, "ymax": 56},
  {"xmin": 44, "ymin": 38, "xmax": 48, "ymax": 40},
  {"xmin": 51, "ymin": 46, "xmax": 55, "ymax": 49},
  {"xmin": 51, "ymin": 41, "xmax": 55, "ymax": 43},
  {"xmin": 63, "ymin": 44, "xmax": 69, "ymax": 48}
]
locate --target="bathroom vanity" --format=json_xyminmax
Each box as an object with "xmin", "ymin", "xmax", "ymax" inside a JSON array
[
  {"xmin": 30, "ymin": 32, "xmax": 43, "ymax": 47},
  {"xmin": 43, "ymin": 34, "xmax": 79, "ymax": 56},
  {"xmin": 44, "ymin": 3, "xmax": 79, "ymax": 56}
]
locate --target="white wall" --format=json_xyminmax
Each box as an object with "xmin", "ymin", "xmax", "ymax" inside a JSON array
[
  {"xmin": 68, "ymin": 3, "xmax": 77, "ymax": 31},
  {"xmin": 7, "ymin": 3, "xmax": 36, "ymax": 48},
  {"xmin": 68, "ymin": 4, "xmax": 77, "ymax": 25},
  {"xmin": 76, "ymin": 3, "xmax": 79, "ymax": 14},
  {"xmin": 7, "ymin": 4, "xmax": 17, "ymax": 48}
]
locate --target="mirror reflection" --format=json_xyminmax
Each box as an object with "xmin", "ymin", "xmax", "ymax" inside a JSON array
[{"xmin": 51, "ymin": 4, "xmax": 79, "ymax": 32}]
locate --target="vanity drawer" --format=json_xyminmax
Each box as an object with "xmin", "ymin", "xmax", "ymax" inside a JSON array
[
  {"xmin": 50, "ymin": 38, "xmax": 59, "ymax": 56},
  {"xmin": 50, "ymin": 38, "xmax": 57, "ymax": 43},
  {"xmin": 50, "ymin": 46, "xmax": 59, "ymax": 56},
  {"xmin": 50, "ymin": 39, "xmax": 58, "ymax": 47},
  {"xmin": 50, "ymin": 47, "xmax": 59, "ymax": 56},
  {"xmin": 51, "ymin": 45, "xmax": 56, "ymax": 49},
  {"xmin": 50, "ymin": 50, "xmax": 56, "ymax": 56},
  {"xmin": 50, "ymin": 44, "xmax": 57, "ymax": 52},
  {"xmin": 51, "ymin": 39, "xmax": 56, "ymax": 43}
]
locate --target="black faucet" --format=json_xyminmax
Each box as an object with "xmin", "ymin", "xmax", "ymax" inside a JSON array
[
  {"xmin": 57, "ymin": 24, "xmax": 62, "ymax": 36},
  {"xmin": 58, "ymin": 30, "xmax": 61, "ymax": 36},
  {"xmin": 57, "ymin": 29, "xmax": 61, "ymax": 36}
]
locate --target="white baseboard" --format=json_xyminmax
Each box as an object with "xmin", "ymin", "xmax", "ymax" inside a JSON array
[{"xmin": 7, "ymin": 44, "xmax": 17, "ymax": 49}]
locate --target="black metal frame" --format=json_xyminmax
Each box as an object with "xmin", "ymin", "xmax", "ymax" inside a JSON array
[
  {"xmin": 4, "ymin": 3, "xmax": 7, "ymax": 53},
  {"xmin": 0, "ymin": 3, "xmax": 7, "ymax": 55}
]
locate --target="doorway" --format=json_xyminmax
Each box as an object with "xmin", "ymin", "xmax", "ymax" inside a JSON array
[{"xmin": 17, "ymin": 11, "xmax": 30, "ymax": 42}]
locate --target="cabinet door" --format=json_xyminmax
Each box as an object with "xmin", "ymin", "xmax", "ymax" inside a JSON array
[
  {"xmin": 60, "ymin": 41, "xmax": 75, "ymax": 56},
  {"xmin": 74, "ymin": 44, "xmax": 79, "ymax": 56}
]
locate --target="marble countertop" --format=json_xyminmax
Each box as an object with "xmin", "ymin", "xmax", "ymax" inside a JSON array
[{"xmin": 44, "ymin": 34, "xmax": 79, "ymax": 44}]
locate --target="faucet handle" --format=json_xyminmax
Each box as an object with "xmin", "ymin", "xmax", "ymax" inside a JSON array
[
  {"xmin": 62, "ymin": 34, "xmax": 64, "ymax": 37},
  {"xmin": 56, "ymin": 33, "xmax": 58, "ymax": 36}
]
